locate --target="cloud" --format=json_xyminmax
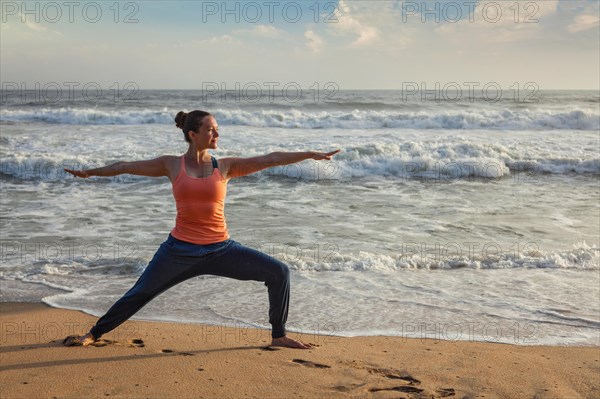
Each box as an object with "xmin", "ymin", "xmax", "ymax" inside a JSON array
[
  {"xmin": 567, "ymin": 14, "xmax": 600, "ymax": 33},
  {"xmin": 531, "ymin": 0, "xmax": 560, "ymax": 18},
  {"xmin": 304, "ymin": 30, "xmax": 323, "ymax": 53},
  {"xmin": 186, "ymin": 34, "xmax": 239, "ymax": 46},
  {"xmin": 331, "ymin": 0, "xmax": 380, "ymax": 47},
  {"xmin": 17, "ymin": 13, "xmax": 62, "ymax": 36},
  {"xmin": 23, "ymin": 20, "xmax": 46, "ymax": 32},
  {"xmin": 433, "ymin": 0, "xmax": 560, "ymax": 44},
  {"xmin": 232, "ymin": 25, "xmax": 284, "ymax": 38}
]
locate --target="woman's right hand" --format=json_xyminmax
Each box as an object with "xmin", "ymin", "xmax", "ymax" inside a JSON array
[
  {"xmin": 64, "ymin": 168, "xmax": 91, "ymax": 178},
  {"xmin": 310, "ymin": 149, "xmax": 341, "ymax": 161}
]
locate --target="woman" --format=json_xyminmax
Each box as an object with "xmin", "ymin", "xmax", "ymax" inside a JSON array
[{"xmin": 63, "ymin": 110, "xmax": 340, "ymax": 349}]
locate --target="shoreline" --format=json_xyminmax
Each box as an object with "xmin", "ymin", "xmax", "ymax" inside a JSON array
[
  {"xmin": 1, "ymin": 301, "xmax": 599, "ymax": 399},
  {"xmin": 4, "ymin": 277, "xmax": 598, "ymax": 348},
  {"xmin": 36, "ymin": 298, "xmax": 600, "ymax": 348}
]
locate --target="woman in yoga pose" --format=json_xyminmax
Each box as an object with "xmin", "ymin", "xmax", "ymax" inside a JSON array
[{"xmin": 63, "ymin": 110, "xmax": 340, "ymax": 349}]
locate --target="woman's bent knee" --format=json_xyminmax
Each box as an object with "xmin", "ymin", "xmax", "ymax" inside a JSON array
[
  {"xmin": 263, "ymin": 261, "xmax": 290, "ymax": 286},
  {"xmin": 274, "ymin": 261, "xmax": 290, "ymax": 282}
]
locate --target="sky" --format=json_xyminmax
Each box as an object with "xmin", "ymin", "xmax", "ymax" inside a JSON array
[{"xmin": 1, "ymin": 0, "xmax": 599, "ymax": 90}]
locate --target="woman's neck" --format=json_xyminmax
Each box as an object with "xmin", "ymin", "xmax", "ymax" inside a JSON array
[{"xmin": 185, "ymin": 148, "xmax": 211, "ymax": 164}]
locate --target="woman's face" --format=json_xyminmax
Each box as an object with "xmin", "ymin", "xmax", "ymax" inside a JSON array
[{"xmin": 190, "ymin": 115, "xmax": 219, "ymax": 149}]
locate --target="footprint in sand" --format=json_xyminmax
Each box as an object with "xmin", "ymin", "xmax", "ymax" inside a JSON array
[
  {"xmin": 62, "ymin": 336, "xmax": 145, "ymax": 348},
  {"xmin": 330, "ymin": 383, "xmax": 367, "ymax": 392},
  {"xmin": 436, "ymin": 387, "xmax": 456, "ymax": 397},
  {"xmin": 343, "ymin": 363, "xmax": 425, "ymax": 395},
  {"xmin": 336, "ymin": 361, "xmax": 456, "ymax": 397},
  {"xmin": 125, "ymin": 338, "xmax": 145, "ymax": 348},
  {"xmin": 93, "ymin": 338, "xmax": 146, "ymax": 348},
  {"xmin": 347, "ymin": 363, "xmax": 422, "ymax": 386},
  {"xmin": 292, "ymin": 359, "xmax": 331, "ymax": 369},
  {"xmin": 369, "ymin": 373, "xmax": 424, "ymax": 394},
  {"xmin": 160, "ymin": 349, "xmax": 195, "ymax": 356},
  {"xmin": 94, "ymin": 338, "xmax": 146, "ymax": 348},
  {"xmin": 89, "ymin": 339, "xmax": 114, "ymax": 347},
  {"xmin": 382, "ymin": 373, "xmax": 421, "ymax": 384},
  {"xmin": 369, "ymin": 385, "xmax": 424, "ymax": 393}
]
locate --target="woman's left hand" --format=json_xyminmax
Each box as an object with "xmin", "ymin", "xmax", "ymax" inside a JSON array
[{"xmin": 311, "ymin": 149, "xmax": 341, "ymax": 160}]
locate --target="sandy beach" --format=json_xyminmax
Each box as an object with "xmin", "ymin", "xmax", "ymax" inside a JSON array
[{"xmin": 0, "ymin": 302, "xmax": 598, "ymax": 399}]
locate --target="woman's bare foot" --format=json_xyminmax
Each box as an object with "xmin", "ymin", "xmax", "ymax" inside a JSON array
[
  {"xmin": 271, "ymin": 336, "xmax": 314, "ymax": 349},
  {"xmin": 79, "ymin": 332, "xmax": 96, "ymax": 346},
  {"xmin": 63, "ymin": 332, "xmax": 95, "ymax": 346}
]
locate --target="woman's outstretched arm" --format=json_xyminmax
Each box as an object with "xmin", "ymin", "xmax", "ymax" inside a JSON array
[
  {"xmin": 64, "ymin": 156, "xmax": 170, "ymax": 179},
  {"xmin": 222, "ymin": 149, "xmax": 341, "ymax": 179}
]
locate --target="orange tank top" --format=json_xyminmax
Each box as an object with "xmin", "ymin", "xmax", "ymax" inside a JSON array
[{"xmin": 170, "ymin": 155, "xmax": 230, "ymax": 244}]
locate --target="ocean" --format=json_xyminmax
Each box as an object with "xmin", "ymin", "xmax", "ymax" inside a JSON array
[{"xmin": 1, "ymin": 88, "xmax": 598, "ymax": 346}]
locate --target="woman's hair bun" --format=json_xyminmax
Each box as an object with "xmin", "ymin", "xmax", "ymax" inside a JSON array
[
  {"xmin": 174, "ymin": 110, "xmax": 212, "ymax": 143},
  {"xmin": 175, "ymin": 111, "xmax": 188, "ymax": 129}
]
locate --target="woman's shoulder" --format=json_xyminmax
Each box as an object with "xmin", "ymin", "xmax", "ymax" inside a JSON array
[
  {"xmin": 155, "ymin": 154, "xmax": 180, "ymax": 167},
  {"xmin": 157, "ymin": 155, "xmax": 183, "ymax": 182}
]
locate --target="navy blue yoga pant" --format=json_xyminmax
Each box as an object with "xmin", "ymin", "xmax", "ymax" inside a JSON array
[{"xmin": 90, "ymin": 234, "xmax": 290, "ymax": 340}]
